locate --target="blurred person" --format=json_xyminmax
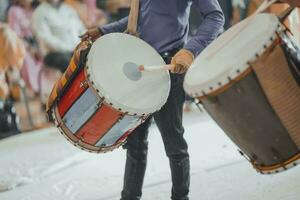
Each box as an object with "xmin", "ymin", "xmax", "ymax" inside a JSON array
[
  {"xmin": 0, "ymin": 23, "xmax": 25, "ymax": 137},
  {"xmin": 0, "ymin": 0, "xmax": 9, "ymax": 22},
  {"xmin": 85, "ymin": 0, "xmax": 107, "ymax": 27},
  {"xmin": 8, "ymin": 0, "xmax": 42, "ymax": 93},
  {"xmin": 65, "ymin": 0, "xmax": 107, "ymax": 28},
  {"xmin": 104, "ymin": 0, "xmax": 131, "ymax": 22},
  {"xmin": 81, "ymin": 1, "xmax": 224, "ymax": 200},
  {"xmin": 32, "ymin": 0, "xmax": 85, "ymax": 73}
]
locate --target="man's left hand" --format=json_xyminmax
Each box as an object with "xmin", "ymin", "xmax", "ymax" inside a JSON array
[{"xmin": 171, "ymin": 49, "xmax": 194, "ymax": 74}]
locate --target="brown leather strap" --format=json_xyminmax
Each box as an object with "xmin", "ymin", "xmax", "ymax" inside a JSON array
[{"xmin": 126, "ymin": 0, "xmax": 139, "ymax": 36}]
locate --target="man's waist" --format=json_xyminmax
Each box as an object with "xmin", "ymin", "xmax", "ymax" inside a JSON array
[{"xmin": 158, "ymin": 47, "xmax": 182, "ymax": 64}]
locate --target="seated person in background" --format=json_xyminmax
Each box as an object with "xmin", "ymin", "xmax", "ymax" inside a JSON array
[
  {"xmin": 8, "ymin": 0, "xmax": 42, "ymax": 93},
  {"xmin": 65, "ymin": 0, "xmax": 107, "ymax": 28},
  {"xmin": 32, "ymin": 0, "xmax": 85, "ymax": 73},
  {"xmin": 102, "ymin": 0, "xmax": 131, "ymax": 22},
  {"xmin": 0, "ymin": 0, "xmax": 9, "ymax": 22}
]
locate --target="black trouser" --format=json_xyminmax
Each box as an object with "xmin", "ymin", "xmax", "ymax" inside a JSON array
[
  {"xmin": 121, "ymin": 52, "xmax": 190, "ymax": 200},
  {"xmin": 44, "ymin": 52, "xmax": 72, "ymax": 73}
]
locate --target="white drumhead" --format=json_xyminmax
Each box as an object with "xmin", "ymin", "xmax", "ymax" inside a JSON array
[
  {"xmin": 184, "ymin": 14, "xmax": 281, "ymax": 97},
  {"xmin": 87, "ymin": 33, "xmax": 170, "ymax": 115}
]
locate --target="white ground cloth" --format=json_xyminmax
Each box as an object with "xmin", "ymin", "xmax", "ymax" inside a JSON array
[{"xmin": 0, "ymin": 111, "xmax": 299, "ymax": 200}]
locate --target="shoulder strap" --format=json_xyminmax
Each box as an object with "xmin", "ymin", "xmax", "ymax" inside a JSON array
[{"xmin": 126, "ymin": 0, "xmax": 140, "ymax": 36}]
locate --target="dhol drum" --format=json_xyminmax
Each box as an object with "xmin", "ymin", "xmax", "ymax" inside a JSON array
[
  {"xmin": 184, "ymin": 13, "xmax": 300, "ymax": 174},
  {"xmin": 47, "ymin": 33, "xmax": 170, "ymax": 153}
]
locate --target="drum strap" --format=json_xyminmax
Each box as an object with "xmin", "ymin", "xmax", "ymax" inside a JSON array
[
  {"xmin": 126, "ymin": 0, "xmax": 140, "ymax": 36},
  {"xmin": 251, "ymin": 45, "xmax": 300, "ymax": 149}
]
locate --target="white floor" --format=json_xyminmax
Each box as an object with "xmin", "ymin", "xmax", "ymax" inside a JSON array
[{"xmin": 0, "ymin": 110, "xmax": 300, "ymax": 200}]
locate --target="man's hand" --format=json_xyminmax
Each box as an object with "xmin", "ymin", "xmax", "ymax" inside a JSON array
[
  {"xmin": 171, "ymin": 49, "xmax": 194, "ymax": 74},
  {"xmin": 73, "ymin": 40, "xmax": 91, "ymax": 65},
  {"xmin": 280, "ymin": 0, "xmax": 300, "ymax": 7},
  {"xmin": 80, "ymin": 27, "xmax": 102, "ymax": 42}
]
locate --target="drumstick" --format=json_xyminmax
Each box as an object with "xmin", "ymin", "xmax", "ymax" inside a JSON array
[{"xmin": 139, "ymin": 64, "xmax": 175, "ymax": 72}]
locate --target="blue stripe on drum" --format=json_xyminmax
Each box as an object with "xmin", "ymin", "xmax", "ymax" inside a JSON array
[
  {"xmin": 95, "ymin": 115, "xmax": 141, "ymax": 147},
  {"xmin": 63, "ymin": 88, "xmax": 100, "ymax": 133}
]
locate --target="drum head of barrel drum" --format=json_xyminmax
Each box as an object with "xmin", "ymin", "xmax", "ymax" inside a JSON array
[
  {"xmin": 87, "ymin": 33, "xmax": 170, "ymax": 115},
  {"xmin": 184, "ymin": 13, "xmax": 280, "ymax": 97}
]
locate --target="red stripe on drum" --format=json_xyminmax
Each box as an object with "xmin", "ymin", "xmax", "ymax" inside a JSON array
[
  {"xmin": 75, "ymin": 104, "xmax": 121, "ymax": 145},
  {"xmin": 58, "ymin": 69, "xmax": 87, "ymax": 117}
]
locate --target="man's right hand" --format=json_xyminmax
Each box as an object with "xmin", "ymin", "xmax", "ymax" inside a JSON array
[{"xmin": 80, "ymin": 27, "xmax": 102, "ymax": 42}]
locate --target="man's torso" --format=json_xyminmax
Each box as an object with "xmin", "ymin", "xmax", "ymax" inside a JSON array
[{"xmin": 138, "ymin": 0, "xmax": 193, "ymax": 52}]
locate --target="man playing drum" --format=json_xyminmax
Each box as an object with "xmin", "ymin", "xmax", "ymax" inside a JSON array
[{"xmin": 80, "ymin": 1, "xmax": 224, "ymax": 199}]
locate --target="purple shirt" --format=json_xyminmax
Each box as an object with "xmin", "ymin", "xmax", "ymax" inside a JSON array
[{"xmin": 101, "ymin": 0, "xmax": 224, "ymax": 56}]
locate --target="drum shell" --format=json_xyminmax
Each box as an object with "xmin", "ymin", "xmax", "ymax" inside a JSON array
[
  {"xmin": 52, "ymin": 67, "xmax": 144, "ymax": 153},
  {"xmin": 201, "ymin": 71, "xmax": 299, "ymax": 170}
]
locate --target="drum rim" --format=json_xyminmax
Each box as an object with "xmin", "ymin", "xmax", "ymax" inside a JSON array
[
  {"xmin": 253, "ymin": 152, "xmax": 300, "ymax": 174},
  {"xmin": 184, "ymin": 14, "xmax": 282, "ymax": 98},
  {"xmin": 52, "ymin": 103, "xmax": 128, "ymax": 153},
  {"xmin": 86, "ymin": 33, "xmax": 171, "ymax": 116}
]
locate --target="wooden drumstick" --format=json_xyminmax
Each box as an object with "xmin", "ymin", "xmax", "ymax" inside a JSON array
[{"xmin": 139, "ymin": 64, "xmax": 175, "ymax": 72}]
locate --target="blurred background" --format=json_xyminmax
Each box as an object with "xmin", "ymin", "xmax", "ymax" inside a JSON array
[
  {"xmin": 1, "ymin": 0, "xmax": 298, "ymax": 138},
  {"xmin": 1, "ymin": 1, "xmax": 300, "ymax": 200}
]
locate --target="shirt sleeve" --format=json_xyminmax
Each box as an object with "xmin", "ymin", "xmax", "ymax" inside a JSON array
[
  {"xmin": 32, "ymin": 8, "xmax": 69, "ymax": 51},
  {"xmin": 99, "ymin": 16, "xmax": 128, "ymax": 34},
  {"xmin": 184, "ymin": 0, "xmax": 225, "ymax": 56}
]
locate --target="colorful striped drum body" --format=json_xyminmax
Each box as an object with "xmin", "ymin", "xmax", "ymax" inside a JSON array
[{"xmin": 47, "ymin": 33, "xmax": 171, "ymax": 153}]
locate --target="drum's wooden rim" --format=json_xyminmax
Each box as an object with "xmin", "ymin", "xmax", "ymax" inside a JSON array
[
  {"xmin": 52, "ymin": 101, "xmax": 127, "ymax": 154},
  {"xmin": 196, "ymin": 67, "xmax": 253, "ymax": 101},
  {"xmin": 253, "ymin": 152, "xmax": 300, "ymax": 174}
]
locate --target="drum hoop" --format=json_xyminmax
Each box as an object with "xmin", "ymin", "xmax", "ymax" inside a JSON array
[
  {"xmin": 196, "ymin": 67, "xmax": 253, "ymax": 100},
  {"xmin": 253, "ymin": 152, "xmax": 300, "ymax": 174},
  {"xmin": 53, "ymin": 100, "xmax": 128, "ymax": 154},
  {"xmin": 86, "ymin": 33, "xmax": 170, "ymax": 116},
  {"xmin": 185, "ymin": 14, "xmax": 282, "ymax": 98},
  {"xmin": 194, "ymin": 33, "xmax": 281, "ymax": 100}
]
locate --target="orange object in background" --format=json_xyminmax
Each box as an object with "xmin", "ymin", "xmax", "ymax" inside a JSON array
[
  {"xmin": 0, "ymin": 23, "xmax": 25, "ymax": 100},
  {"xmin": 0, "ymin": 23, "xmax": 25, "ymax": 71}
]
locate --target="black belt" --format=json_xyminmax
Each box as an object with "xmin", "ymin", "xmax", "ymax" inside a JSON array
[{"xmin": 159, "ymin": 47, "xmax": 182, "ymax": 59}]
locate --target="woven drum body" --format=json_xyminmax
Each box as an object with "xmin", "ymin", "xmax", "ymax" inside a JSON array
[
  {"xmin": 184, "ymin": 14, "xmax": 300, "ymax": 174},
  {"xmin": 48, "ymin": 33, "xmax": 171, "ymax": 153}
]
